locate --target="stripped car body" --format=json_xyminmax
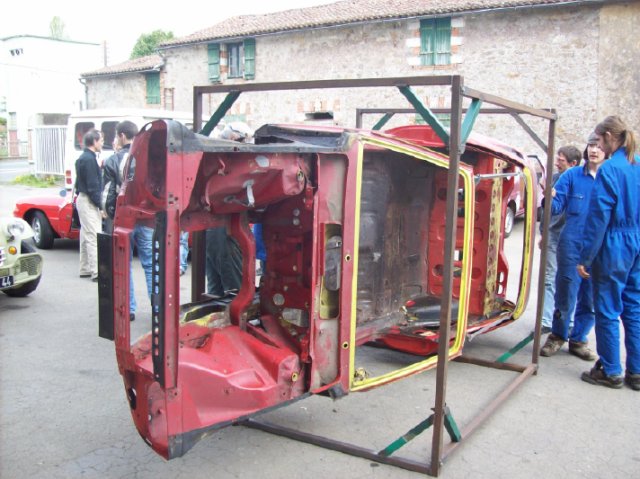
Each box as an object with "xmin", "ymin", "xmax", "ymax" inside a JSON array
[{"xmin": 99, "ymin": 115, "xmax": 538, "ymax": 459}]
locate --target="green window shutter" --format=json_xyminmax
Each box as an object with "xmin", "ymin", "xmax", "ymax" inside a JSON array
[
  {"xmin": 145, "ymin": 72, "xmax": 160, "ymax": 104},
  {"xmin": 420, "ymin": 17, "xmax": 451, "ymax": 66},
  {"xmin": 208, "ymin": 43, "xmax": 220, "ymax": 82},
  {"xmin": 435, "ymin": 18, "xmax": 452, "ymax": 65},
  {"xmin": 243, "ymin": 38, "xmax": 255, "ymax": 80},
  {"xmin": 420, "ymin": 19, "xmax": 435, "ymax": 66}
]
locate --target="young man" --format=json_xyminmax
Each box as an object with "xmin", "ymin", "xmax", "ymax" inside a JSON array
[
  {"xmin": 578, "ymin": 116, "xmax": 640, "ymax": 390},
  {"xmin": 75, "ymin": 129, "xmax": 104, "ymax": 281},
  {"xmin": 540, "ymin": 134, "xmax": 606, "ymax": 360},
  {"xmin": 102, "ymin": 121, "xmax": 152, "ymax": 321},
  {"xmin": 540, "ymin": 146, "xmax": 581, "ymax": 333}
]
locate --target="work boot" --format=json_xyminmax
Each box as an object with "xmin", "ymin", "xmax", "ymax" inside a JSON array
[
  {"xmin": 568, "ymin": 340, "xmax": 597, "ymax": 361},
  {"xmin": 625, "ymin": 372, "xmax": 640, "ymax": 391},
  {"xmin": 581, "ymin": 361, "xmax": 623, "ymax": 389},
  {"xmin": 540, "ymin": 333, "xmax": 564, "ymax": 357}
]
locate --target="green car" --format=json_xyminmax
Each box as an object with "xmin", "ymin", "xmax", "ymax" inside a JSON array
[{"xmin": 0, "ymin": 218, "xmax": 43, "ymax": 297}]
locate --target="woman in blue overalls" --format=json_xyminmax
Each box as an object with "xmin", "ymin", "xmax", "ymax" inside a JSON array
[
  {"xmin": 578, "ymin": 116, "xmax": 640, "ymax": 390},
  {"xmin": 540, "ymin": 135, "xmax": 605, "ymax": 360}
]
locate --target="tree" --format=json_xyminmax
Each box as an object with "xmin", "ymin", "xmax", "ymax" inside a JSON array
[
  {"xmin": 49, "ymin": 17, "xmax": 67, "ymax": 39},
  {"xmin": 130, "ymin": 30, "xmax": 174, "ymax": 59}
]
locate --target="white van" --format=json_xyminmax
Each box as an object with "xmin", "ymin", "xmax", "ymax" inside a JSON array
[{"xmin": 63, "ymin": 108, "xmax": 193, "ymax": 189}]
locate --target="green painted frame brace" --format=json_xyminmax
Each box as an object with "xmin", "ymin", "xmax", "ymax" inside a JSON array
[
  {"xmin": 200, "ymin": 90, "xmax": 242, "ymax": 136},
  {"xmin": 379, "ymin": 406, "xmax": 461, "ymax": 458},
  {"xmin": 398, "ymin": 85, "xmax": 450, "ymax": 145},
  {"xmin": 496, "ymin": 332, "xmax": 535, "ymax": 364},
  {"xmin": 372, "ymin": 113, "xmax": 394, "ymax": 131},
  {"xmin": 461, "ymin": 98, "xmax": 482, "ymax": 146}
]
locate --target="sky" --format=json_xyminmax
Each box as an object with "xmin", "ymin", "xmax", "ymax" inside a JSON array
[{"xmin": 1, "ymin": 0, "xmax": 337, "ymax": 64}]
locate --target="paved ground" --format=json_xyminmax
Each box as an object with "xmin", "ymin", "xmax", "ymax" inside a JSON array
[{"xmin": 1, "ymin": 184, "xmax": 638, "ymax": 479}]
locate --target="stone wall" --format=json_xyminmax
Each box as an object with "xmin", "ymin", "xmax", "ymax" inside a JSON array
[{"xmin": 88, "ymin": 1, "xmax": 640, "ymax": 156}]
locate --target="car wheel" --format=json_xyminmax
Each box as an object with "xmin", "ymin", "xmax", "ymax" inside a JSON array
[
  {"xmin": 3, "ymin": 241, "xmax": 41, "ymax": 297},
  {"xmin": 31, "ymin": 211, "xmax": 55, "ymax": 249},
  {"xmin": 504, "ymin": 204, "xmax": 516, "ymax": 238}
]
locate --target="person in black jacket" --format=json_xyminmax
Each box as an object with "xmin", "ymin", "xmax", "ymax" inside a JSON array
[{"xmin": 75, "ymin": 129, "xmax": 104, "ymax": 281}]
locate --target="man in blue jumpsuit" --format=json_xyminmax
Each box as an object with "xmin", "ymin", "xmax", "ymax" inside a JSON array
[
  {"xmin": 578, "ymin": 116, "xmax": 640, "ymax": 390},
  {"xmin": 540, "ymin": 146, "xmax": 581, "ymax": 334},
  {"xmin": 540, "ymin": 135, "xmax": 604, "ymax": 360}
]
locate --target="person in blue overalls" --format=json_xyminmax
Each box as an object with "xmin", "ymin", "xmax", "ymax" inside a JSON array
[
  {"xmin": 539, "ymin": 146, "xmax": 581, "ymax": 334},
  {"xmin": 540, "ymin": 134, "xmax": 605, "ymax": 360},
  {"xmin": 578, "ymin": 116, "xmax": 640, "ymax": 390}
]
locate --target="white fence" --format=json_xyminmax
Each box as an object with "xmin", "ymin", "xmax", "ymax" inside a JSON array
[{"xmin": 30, "ymin": 126, "xmax": 66, "ymax": 176}]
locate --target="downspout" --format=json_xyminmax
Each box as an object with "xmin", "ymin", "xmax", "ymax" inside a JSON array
[{"xmin": 78, "ymin": 77, "xmax": 88, "ymax": 110}]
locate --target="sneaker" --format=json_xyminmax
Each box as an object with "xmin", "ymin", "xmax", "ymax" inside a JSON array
[
  {"xmin": 540, "ymin": 333, "xmax": 565, "ymax": 357},
  {"xmin": 581, "ymin": 361, "xmax": 623, "ymax": 389},
  {"xmin": 568, "ymin": 340, "xmax": 597, "ymax": 361},
  {"xmin": 130, "ymin": 313, "xmax": 135, "ymax": 322},
  {"xmin": 625, "ymin": 372, "xmax": 640, "ymax": 391},
  {"xmin": 180, "ymin": 268, "xmax": 186, "ymax": 276}
]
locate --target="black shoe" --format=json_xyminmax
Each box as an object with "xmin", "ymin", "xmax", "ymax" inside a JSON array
[
  {"xmin": 581, "ymin": 361, "xmax": 623, "ymax": 389},
  {"xmin": 130, "ymin": 313, "xmax": 135, "ymax": 322},
  {"xmin": 541, "ymin": 325, "xmax": 552, "ymax": 335},
  {"xmin": 92, "ymin": 276, "xmax": 99, "ymax": 283},
  {"xmin": 625, "ymin": 372, "xmax": 640, "ymax": 391}
]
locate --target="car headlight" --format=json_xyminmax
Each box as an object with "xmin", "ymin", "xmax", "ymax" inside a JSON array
[{"xmin": 6, "ymin": 219, "xmax": 26, "ymax": 238}]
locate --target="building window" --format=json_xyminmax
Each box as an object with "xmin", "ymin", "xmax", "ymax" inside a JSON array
[
  {"xmin": 420, "ymin": 18, "xmax": 451, "ymax": 66},
  {"xmin": 227, "ymin": 42, "xmax": 244, "ymax": 78},
  {"xmin": 207, "ymin": 38, "xmax": 255, "ymax": 82},
  {"xmin": 146, "ymin": 72, "xmax": 161, "ymax": 105}
]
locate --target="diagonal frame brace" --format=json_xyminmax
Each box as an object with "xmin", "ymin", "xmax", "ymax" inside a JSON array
[
  {"xmin": 379, "ymin": 406, "xmax": 461, "ymax": 458},
  {"xmin": 372, "ymin": 113, "xmax": 394, "ymax": 131},
  {"xmin": 397, "ymin": 86, "xmax": 450, "ymax": 145},
  {"xmin": 461, "ymin": 98, "xmax": 482, "ymax": 146},
  {"xmin": 200, "ymin": 90, "xmax": 242, "ymax": 136}
]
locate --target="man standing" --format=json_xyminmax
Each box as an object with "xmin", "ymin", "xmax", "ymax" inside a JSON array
[
  {"xmin": 102, "ymin": 121, "xmax": 152, "ymax": 321},
  {"xmin": 540, "ymin": 134, "xmax": 605, "ymax": 360},
  {"xmin": 540, "ymin": 146, "xmax": 581, "ymax": 333},
  {"xmin": 75, "ymin": 129, "xmax": 104, "ymax": 281}
]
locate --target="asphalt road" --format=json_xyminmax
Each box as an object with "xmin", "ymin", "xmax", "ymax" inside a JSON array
[
  {"xmin": 0, "ymin": 157, "xmax": 31, "ymax": 183},
  {"xmin": 1, "ymin": 184, "xmax": 638, "ymax": 479}
]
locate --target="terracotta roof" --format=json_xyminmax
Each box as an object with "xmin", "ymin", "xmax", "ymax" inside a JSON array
[
  {"xmin": 160, "ymin": 0, "xmax": 595, "ymax": 47},
  {"xmin": 81, "ymin": 54, "xmax": 163, "ymax": 78}
]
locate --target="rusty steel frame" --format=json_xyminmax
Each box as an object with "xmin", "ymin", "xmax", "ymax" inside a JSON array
[{"xmin": 191, "ymin": 75, "xmax": 557, "ymax": 476}]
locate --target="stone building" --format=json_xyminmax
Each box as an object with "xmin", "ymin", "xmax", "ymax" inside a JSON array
[{"xmin": 81, "ymin": 0, "xmax": 640, "ymax": 155}]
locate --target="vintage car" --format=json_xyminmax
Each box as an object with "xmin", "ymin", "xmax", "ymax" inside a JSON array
[
  {"xmin": 13, "ymin": 193, "xmax": 78, "ymax": 249},
  {"xmin": 98, "ymin": 116, "xmax": 540, "ymax": 459},
  {"xmin": 0, "ymin": 217, "xmax": 43, "ymax": 296}
]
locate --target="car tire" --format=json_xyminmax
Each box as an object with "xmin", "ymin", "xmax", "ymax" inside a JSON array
[
  {"xmin": 31, "ymin": 211, "xmax": 55, "ymax": 249},
  {"xmin": 3, "ymin": 240, "xmax": 41, "ymax": 297},
  {"xmin": 504, "ymin": 204, "xmax": 516, "ymax": 238}
]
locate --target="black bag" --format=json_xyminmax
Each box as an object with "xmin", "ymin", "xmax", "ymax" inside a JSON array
[{"xmin": 71, "ymin": 193, "xmax": 81, "ymax": 229}]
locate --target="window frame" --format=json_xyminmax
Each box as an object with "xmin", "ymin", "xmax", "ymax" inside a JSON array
[{"xmin": 420, "ymin": 17, "xmax": 452, "ymax": 66}]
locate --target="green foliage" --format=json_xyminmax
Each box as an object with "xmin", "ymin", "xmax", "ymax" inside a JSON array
[
  {"xmin": 130, "ymin": 30, "xmax": 174, "ymax": 59},
  {"xmin": 12, "ymin": 174, "xmax": 61, "ymax": 188},
  {"xmin": 50, "ymin": 17, "xmax": 67, "ymax": 39},
  {"xmin": 0, "ymin": 117, "xmax": 6, "ymax": 126}
]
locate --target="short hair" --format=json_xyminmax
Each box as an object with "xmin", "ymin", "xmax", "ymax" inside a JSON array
[
  {"xmin": 83, "ymin": 129, "xmax": 102, "ymax": 148},
  {"xmin": 116, "ymin": 120, "xmax": 139, "ymax": 140},
  {"xmin": 557, "ymin": 145, "xmax": 581, "ymax": 165}
]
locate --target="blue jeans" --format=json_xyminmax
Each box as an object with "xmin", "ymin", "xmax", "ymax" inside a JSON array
[
  {"xmin": 542, "ymin": 232, "xmax": 559, "ymax": 328},
  {"xmin": 179, "ymin": 231, "xmax": 189, "ymax": 273},
  {"xmin": 129, "ymin": 224, "xmax": 153, "ymax": 313},
  {"xmin": 552, "ymin": 249, "xmax": 595, "ymax": 343}
]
